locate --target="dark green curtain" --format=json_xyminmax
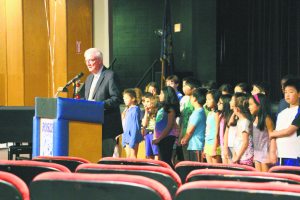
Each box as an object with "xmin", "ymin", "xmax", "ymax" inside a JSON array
[{"xmin": 217, "ymin": 0, "xmax": 300, "ymax": 101}]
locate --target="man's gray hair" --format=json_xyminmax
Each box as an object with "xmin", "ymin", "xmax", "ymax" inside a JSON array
[{"xmin": 84, "ymin": 48, "xmax": 103, "ymax": 60}]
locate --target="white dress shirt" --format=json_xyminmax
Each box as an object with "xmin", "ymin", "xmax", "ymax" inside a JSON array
[{"xmin": 88, "ymin": 67, "xmax": 102, "ymax": 101}]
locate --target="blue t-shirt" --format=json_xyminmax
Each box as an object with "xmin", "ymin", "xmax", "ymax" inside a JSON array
[
  {"xmin": 187, "ymin": 108, "xmax": 206, "ymax": 150},
  {"xmin": 176, "ymin": 91, "xmax": 183, "ymax": 101},
  {"xmin": 122, "ymin": 106, "xmax": 143, "ymax": 148}
]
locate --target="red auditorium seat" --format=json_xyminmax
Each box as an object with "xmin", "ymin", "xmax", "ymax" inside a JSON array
[
  {"xmin": 0, "ymin": 160, "xmax": 70, "ymax": 186},
  {"xmin": 269, "ymin": 166, "xmax": 300, "ymax": 176},
  {"xmin": 99, "ymin": 157, "xmax": 172, "ymax": 169},
  {"xmin": 175, "ymin": 161, "xmax": 256, "ymax": 183},
  {"xmin": 176, "ymin": 180, "xmax": 300, "ymax": 200},
  {"xmin": 33, "ymin": 156, "xmax": 90, "ymax": 172},
  {"xmin": 30, "ymin": 172, "xmax": 172, "ymax": 200},
  {"xmin": 76, "ymin": 163, "xmax": 181, "ymax": 197},
  {"xmin": 0, "ymin": 171, "xmax": 29, "ymax": 200},
  {"xmin": 186, "ymin": 168, "xmax": 300, "ymax": 184}
]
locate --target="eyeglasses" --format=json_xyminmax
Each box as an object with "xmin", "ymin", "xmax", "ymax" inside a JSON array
[{"xmin": 85, "ymin": 58, "xmax": 98, "ymax": 63}]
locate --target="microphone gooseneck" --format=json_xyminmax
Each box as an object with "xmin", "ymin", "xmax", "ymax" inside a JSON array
[{"xmin": 65, "ymin": 72, "xmax": 84, "ymax": 87}]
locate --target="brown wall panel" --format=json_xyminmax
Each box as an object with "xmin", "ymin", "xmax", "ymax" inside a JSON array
[
  {"xmin": 23, "ymin": 0, "xmax": 49, "ymax": 105},
  {"xmin": 67, "ymin": 0, "xmax": 93, "ymax": 90},
  {"xmin": 0, "ymin": 0, "xmax": 7, "ymax": 105},
  {"xmin": 50, "ymin": 0, "xmax": 67, "ymax": 97},
  {"xmin": 2, "ymin": 0, "xmax": 93, "ymax": 105},
  {"xmin": 6, "ymin": 0, "xmax": 24, "ymax": 105}
]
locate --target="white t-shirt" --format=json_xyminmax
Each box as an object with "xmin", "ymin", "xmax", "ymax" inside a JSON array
[
  {"xmin": 276, "ymin": 106, "xmax": 300, "ymax": 158},
  {"xmin": 233, "ymin": 119, "xmax": 253, "ymax": 161},
  {"xmin": 228, "ymin": 126, "xmax": 237, "ymax": 147}
]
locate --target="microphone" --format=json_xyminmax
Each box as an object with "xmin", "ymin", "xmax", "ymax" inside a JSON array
[{"xmin": 64, "ymin": 72, "xmax": 84, "ymax": 87}]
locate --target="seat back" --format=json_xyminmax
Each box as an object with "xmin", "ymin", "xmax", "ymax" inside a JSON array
[
  {"xmin": 33, "ymin": 156, "xmax": 90, "ymax": 172},
  {"xmin": 30, "ymin": 172, "xmax": 172, "ymax": 200},
  {"xmin": 0, "ymin": 171, "xmax": 29, "ymax": 200},
  {"xmin": 269, "ymin": 166, "xmax": 300, "ymax": 176},
  {"xmin": 0, "ymin": 160, "xmax": 70, "ymax": 186},
  {"xmin": 186, "ymin": 169, "xmax": 300, "ymax": 184},
  {"xmin": 176, "ymin": 181, "xmax": 300, "ymax": 200},
  {"xmin": 99, "ymin": 157, "xmax": 172, "ymax": 169},
  {"xmin": 175, "ymin": 161, "xmax": 256, "ymax": 183},
  {"xmin": 76, "ymin": 163, "xmax": 181, "ymax": 197}
]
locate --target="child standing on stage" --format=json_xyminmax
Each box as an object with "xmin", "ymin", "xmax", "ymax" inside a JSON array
[
  {"xmin": 223, "ymin": 95, "xmax": 237, "ymax": 163},
  {"xmin": 217, "ymin": 94, "xmax": 232, "ymax": 164},
  {"xmin": 153, "ymin": 86, "xmax": 180, "ymax": 169},
  {"xmin": 145, "ymin": 82, "xmax": 159, "ymax": 97},
  {"xmin": 180, "ymin": 88, "xmax": 207, "ymax": 161},
  {"xmin": 166, "ymin": 75, "xmax": 183, "ymax": 101},
  {"xmin": 248, "ymin": 93, "xmax": 276, "ymax": 171},
  {"xmin": 179, "ymin": 77, "xmax": 201, "ymax": 160},
  {"xmin": 204, "ymin": 89, "xmax": 222, "ymax": 163},
  {"xmin": 219, "ymin": 84, "xmax": 233, "ymax": 95},
  {"xmin": 234, "ymin": 82, "xmax": 251, "ymax": 94},
  {"xmin": 122, "ymin": 89, "xmax": 143, "ymax": 158},
  {"xmin": 166, "ymin": 76, "xmax": 183, "ymax": 164},
  {"xmin": 270, "ymin": 78, "xmax": 300, "ymax": 166},
  {"xmin": 141, "ymin": 92, "xmax": 159, "ymax": 160},
  {"xmin": 232, "ymin": 93, "xmax": 254, "ymax": 166}
]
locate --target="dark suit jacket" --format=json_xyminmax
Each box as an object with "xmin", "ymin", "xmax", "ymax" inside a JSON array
[{"xmin": 84, "ymin": 67, "xmax": 123, "ymax": 139}]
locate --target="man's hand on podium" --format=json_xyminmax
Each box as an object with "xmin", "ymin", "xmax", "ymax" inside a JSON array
[{"xmin": 54, "ymin": 87, "xmax": 68, "ymax": 97}]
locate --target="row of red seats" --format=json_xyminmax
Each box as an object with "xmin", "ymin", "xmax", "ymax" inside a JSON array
[
  {"xmin": 2, "ymin": 157, "xmax": 300, "ymax": 199},
  {"xmin": 0, "ymin": 170, "xmax": 171, "ymax": 200}
]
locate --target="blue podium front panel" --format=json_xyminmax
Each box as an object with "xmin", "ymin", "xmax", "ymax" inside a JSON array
[{"xmin": 33, "ymin": 97, "xmax": 104, "ymax": 161}]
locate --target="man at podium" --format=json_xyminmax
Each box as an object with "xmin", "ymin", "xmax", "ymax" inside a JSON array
[{"xmin": 83, "ymin": 48, "xmax": 123, "ymax": 157}]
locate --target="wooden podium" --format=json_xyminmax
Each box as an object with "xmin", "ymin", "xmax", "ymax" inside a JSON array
[{"xmin": 32, "ymin": 97, "xmax": 104, "ymax": 163}]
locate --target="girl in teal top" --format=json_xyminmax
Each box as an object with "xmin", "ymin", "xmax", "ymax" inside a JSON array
[{"xmin": 204, "ymin": 89, "xmax": 222, "ymax": 163}]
